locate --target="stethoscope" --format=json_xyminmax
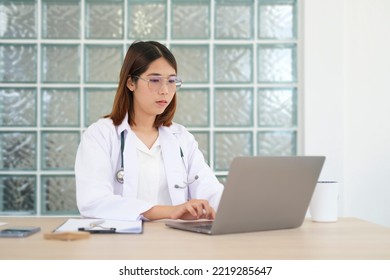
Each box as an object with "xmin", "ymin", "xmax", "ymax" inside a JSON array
[
  {"xmin": 174, "ymin": 148, "xmax": 199, "ymax": 189},
  {"xmin": 116, "ymin": 131, "xmax": 199, "ymax": 188},
  {"xmin": 115, "ymin": 131, "xmax": 125, "ymax": 184}
]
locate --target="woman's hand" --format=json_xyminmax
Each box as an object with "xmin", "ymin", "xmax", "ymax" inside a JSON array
[
  {"xmin": 142, "ymin": 199, "xmax": 216, "ymax": 220},
  {"xmin": 170, "ymin": 199, "xmax": 216, "ymax": 220}
]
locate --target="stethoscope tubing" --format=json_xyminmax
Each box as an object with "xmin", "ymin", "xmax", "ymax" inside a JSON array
[{"xmin": 115, "ymin": 131, "xmax": 125, "ymax": 184}]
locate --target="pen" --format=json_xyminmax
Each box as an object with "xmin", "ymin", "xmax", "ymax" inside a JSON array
[
  {"xmin": 77, "ymin": 220, "xmax": 116, "ymax": 233},
  {"xmin": 90, "ymin": 220, "xmax": 105, "ymax": 226},
  {"xmin": 78, "ymin": 227, "xmax": 116, "ymax": 233}
]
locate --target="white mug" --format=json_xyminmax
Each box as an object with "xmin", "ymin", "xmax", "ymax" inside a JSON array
[{"xmin": 309, "ymin": 181, "xmax": 339, "ymax": 222}]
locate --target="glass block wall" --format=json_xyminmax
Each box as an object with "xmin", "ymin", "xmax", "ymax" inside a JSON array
[{"xmin": 0, "ymin": 0, "xmax": 300, "ymax": 216}]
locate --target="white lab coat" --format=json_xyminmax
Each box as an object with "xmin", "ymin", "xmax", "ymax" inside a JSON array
[{"xmin": 75, "ymin": 115, "xmax": 224, "ymax": 221}]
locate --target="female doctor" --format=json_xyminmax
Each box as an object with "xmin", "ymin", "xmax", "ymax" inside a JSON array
[{"xmin": 75, "ymin": 41, "xmax": 223, "ymax": 221}]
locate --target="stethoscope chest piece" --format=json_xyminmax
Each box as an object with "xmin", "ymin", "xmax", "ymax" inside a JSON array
[{"xmin": 116, "ymin": 168, "xmax": 124, "ymax": 184}]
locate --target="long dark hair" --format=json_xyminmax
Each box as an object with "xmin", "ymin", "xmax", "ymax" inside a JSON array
[{"xmin": 106, "ymin": 41, "xmax": 178, "ymax": 127}]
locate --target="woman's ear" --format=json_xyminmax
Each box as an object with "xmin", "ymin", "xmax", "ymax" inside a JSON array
[{"xmin": 127, "ymin": 77, "xmax": 135, "ymax": 91}]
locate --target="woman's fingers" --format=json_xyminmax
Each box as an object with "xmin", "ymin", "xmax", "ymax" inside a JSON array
[
  {"xmin": 169, "ymin": 199, "xmax": 216, "ymax": 220},
  {"xmin": 185, "ymin": 203, "xmax": 198, "ymax": 217},
  {"xmin": 183, "ymin": 199, "xmax": 215, "ymax": 219}
]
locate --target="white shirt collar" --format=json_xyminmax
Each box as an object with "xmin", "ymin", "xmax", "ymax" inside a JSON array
[
  {"xmin": 116, "ymin": 113, "xmax": 130, "ymax": 136},
  {"xmin": 135, "ymin": 136, "xmax": 160, "ymax": 156}
]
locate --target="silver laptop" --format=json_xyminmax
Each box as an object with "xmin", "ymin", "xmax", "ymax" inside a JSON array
[{"xmin": 165, "ymin": 156, "xmax": 325, "ymax": 235}]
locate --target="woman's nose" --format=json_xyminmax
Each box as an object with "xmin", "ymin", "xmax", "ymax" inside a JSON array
[{"xmin": 158, "ymin": 81, "xmax": 169, "ymax": 95}]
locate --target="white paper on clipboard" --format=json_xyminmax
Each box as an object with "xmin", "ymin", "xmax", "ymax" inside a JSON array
[{"xmin": 54, "ymin": 218, "xmax": 142, "ymax": 234}]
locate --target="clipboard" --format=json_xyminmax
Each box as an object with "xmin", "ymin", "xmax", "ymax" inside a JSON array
[{"xmin": 54, "ymin": 218, "xmax": 143, "ymax": 234}]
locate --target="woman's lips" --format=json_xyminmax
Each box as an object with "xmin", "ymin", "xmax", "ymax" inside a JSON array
[{"xmin": 156, "ymin": 100, "xmax": 168, "ymax": 107}]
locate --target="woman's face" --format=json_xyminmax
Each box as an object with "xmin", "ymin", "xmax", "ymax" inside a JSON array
[{"xmin": 127, "ymin": 57, "xmax": 177, "ymax": 121}]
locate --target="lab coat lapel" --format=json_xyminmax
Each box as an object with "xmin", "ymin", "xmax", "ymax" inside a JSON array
[
  {"xmin": 159, "ymin": 126, "xmax": 186, "ymax": 205},
  {"xmin": 122, "ymin": 130, "xmax": 139, "ymax": 198}
]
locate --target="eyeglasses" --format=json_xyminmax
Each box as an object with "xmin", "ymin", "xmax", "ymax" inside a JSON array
[{"xmin": 132, "ymin": 75, "xmax": 182, "ymax": 93}]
